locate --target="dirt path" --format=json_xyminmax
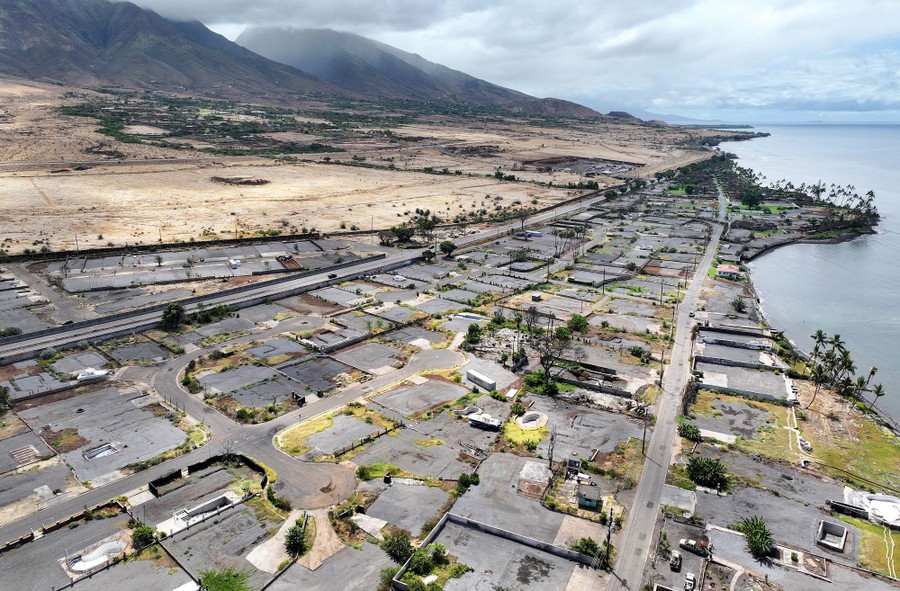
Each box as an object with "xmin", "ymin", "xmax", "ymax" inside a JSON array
[
  {"xmin": 298, "ymin": 508, "xmax": 344, "ymax": 570},
  {"xmin": 246, "ymin": 508, "xmax": 304, "ymax": 573}
]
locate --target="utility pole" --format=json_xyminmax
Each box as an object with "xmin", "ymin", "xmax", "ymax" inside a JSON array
[
  {"xmin": 604, "ymin": 505, "xmax": 614, "ymax": 568},
  {"xmin": 548, "ymin": 430, "xmax": 556, "ymax": 469},
  {"xmin": 641, "ymin": 410, "xmax": 649, "ymax": 455}
]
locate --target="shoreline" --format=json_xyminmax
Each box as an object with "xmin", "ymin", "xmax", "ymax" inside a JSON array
[
  {"xmin": 743, "ymin": 239, "xmax": 900, "ymax": 434},
  {"xmin": 741, "ymin": 228, "xmax": 876, "ymax": 262}
]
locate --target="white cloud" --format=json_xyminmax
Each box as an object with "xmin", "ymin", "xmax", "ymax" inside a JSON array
[{"xmin": 126, "ymin": 0, "xmax": 900, "ymax": 121}]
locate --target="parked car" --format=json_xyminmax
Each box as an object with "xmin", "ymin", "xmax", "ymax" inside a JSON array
[
  {"xmin": 679, "ymin": 538, "xmax": 708, "ymax": 556},
  {"xmin": 684, "ymin": 572, "xmax": 696, "ymax": 590},
  {"xmin": 669, "ymin": 550, "xmax": 682, "ymax": 572}
]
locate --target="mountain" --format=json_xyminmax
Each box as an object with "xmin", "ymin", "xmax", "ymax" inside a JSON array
[
  {"xmin": 0, "ymin": 1, "xmax": 599, "ymax": 116},
  {"xmin": 0, "ymin": 0, "xmax": 337, "ymax": 98},
  {"xmin": 237, "ymin": 28, "xmax": 598, "ymax": 116}
]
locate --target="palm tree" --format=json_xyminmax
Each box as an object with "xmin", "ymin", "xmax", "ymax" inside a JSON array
[
  {"xmin": 810, "ymin": 330, "xmax": 827, "ymax": 362},
  {"xmin": 871, "ymin": 384, "xmax": 886, "ymax": 410},
  {"xmin": 830, "ymin": 333, "xmax": 845, "ymax": 352},
  {"xmin": 837, "ymin": 349, "xmax": 856, "ymax": 385},
  {"xmin": 805, "ymin": 364, "xmax": 827, "ymax": 409}
]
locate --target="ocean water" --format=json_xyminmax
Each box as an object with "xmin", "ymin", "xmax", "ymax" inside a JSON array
[{"xmin": 721, "ymin": 124, "xmax": 900, "ymax": 424}]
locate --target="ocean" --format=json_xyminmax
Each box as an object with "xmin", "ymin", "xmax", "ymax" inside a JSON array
[{"xmin": 721, "ymin": 124, "xmax": 900, "ymax": 424}]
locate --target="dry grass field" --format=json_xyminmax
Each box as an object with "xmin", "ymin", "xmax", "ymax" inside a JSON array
[{"xmin": 0, "ymin": 78, "xmax": 717, "ymax": 253}]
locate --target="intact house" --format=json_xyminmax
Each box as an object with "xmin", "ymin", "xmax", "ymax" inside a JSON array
[
  {"xmin": 577, "ymin": 484, "xmax": 602, "ymax": 509},
  {"xmin": 716, "ymin": 264, "xmax": 743, "ymax": 280}
]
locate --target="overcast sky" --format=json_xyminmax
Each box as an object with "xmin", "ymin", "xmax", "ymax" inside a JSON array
[{"xmin": 125, "ymin": 0, "xmax": 900, "ymax": 122}]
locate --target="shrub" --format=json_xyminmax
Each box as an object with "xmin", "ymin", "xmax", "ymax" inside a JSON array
[
  {"xmin": 448, "ymin": 563, "xmax": 473, "ymax": 578},
  {"xmin": 377, "ymin": 568, "xmax": 399, "ymax": 591},
  {"xmin": 677, "ymin": 422, "xmax": 702, "ymax": 442},
  {"xmin": 686, "ymin": 456, "xmax": 728, "ymax": 490},
  {"xmin": 267, "ymin": 486, "xmax": 292, "ymax": 511},
  {"xmin": 198, "ymin": 566, "xmax": 251, "ymax": 591},
  {"xmin": 733, "ymin": 515, "xmax": 774, "ymax": 559},
  {"xmin": 408, "ymin": 549, "xmax": 433, "ymax": 575},
  {"xmin": 381, "ymin": 531, "xmax": 413, "ymax": 564}
]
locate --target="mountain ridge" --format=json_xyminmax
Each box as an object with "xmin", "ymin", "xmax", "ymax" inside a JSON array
[
  {"xmin": 237, "ymin": 27, "xmax": 599, "ymax": 116},
  {"xmin": 0, "ymin": 0, "xmax": 599, "ymax": 116}
]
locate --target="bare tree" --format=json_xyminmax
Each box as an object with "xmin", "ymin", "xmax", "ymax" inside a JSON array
[
  {"xmin": 524, "ymin": 306, "xmax": 541, "ymax": 334},
  {"xmin": 528, "ymin": 315, "xmax": 583, "ymax": 388}
]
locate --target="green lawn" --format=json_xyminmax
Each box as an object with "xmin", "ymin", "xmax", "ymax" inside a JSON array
[{"xmin": 836, "ymin": 515, "xmax": 899, "ymax": 576}]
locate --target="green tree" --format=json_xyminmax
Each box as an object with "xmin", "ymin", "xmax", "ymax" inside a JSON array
[
  {"xmin": 284, "ymin": 518, "xmax": 306, "ymax": 556},
  {"xmin": 465, "ymin": 323, "xmax": 482, "ymax": 344},
  {"xmin": 570, "ymin": 537, "xmax": 601, "ymax": 557},
  {"xmin": 199, "ymin": 566, "xmax": 251, "ymax": 591},
  {"xmin": 439, "ymin": 240, "xmax": 457, "ymax": 257},
  {"xmin": 381, "ymin": 531, "xmax": 414, "ymax": 564},
  {"xmin": 804, "ymin": 363, "xmax": 828, "ymax": 409},
  {"xmin": 160, "ymin": 302, "xmax": 186, "ymax": 329},
  {"xmin": 391, "ymin": 225, "xmax": 415, "ymax": 243},
  {"xmin": 426, "ymin": 542, "xmax": 447, "ymax": 565},
  {"xmin": 734, "ymin": 515, "xmax": 774, "ymax": 560},
  {"xmin": 130, "ymin": 523, "xmax": 156, "ymax": 549},
  {"xmin": 730, "ymin": 298, "xmax": 747, "ymax": 314},
  {"xmin": 567, "ymin": 314, "xmax": 589, "ymax": 333},
  {"xmin": 686, "ymin": 456, "xmax": 728, "ymax": 490},
  {"xmin": 421, "ymin": 249, "xmax": 435, "ymax": 262},
  {"xmin": 569, "ymin": 537, "xmax": 611, "ymax": 568},
  {"xmin": 0, "ymin": 385, "xmax": 11, "ymax": 411},
  {"xmin": 739, "ymin": 186, "xmax": 763, "ymax": 209}
]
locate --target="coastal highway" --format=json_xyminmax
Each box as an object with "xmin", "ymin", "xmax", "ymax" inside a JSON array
[
  {"xmin": 0, "ymin": 251, "xmax": 415, "ymax": 361},
  {"xmin": 0, "ymin": 191, "xmax": 602, "ymax": 362},
  {"xmin": 0, "ymin": 189, "xmax": 607, "ymax": 544},
  {"xmin": 608, "ymin": 181, "xmax": 726, "ymax": 590}
]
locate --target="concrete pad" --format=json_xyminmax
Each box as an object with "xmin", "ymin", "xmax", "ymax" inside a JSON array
[
  {"xmin": 552, "ymin": 515, "xmax": 606, "ymax": 551},
  {"xmin": 661, "ymin": 484, "xmax": 697, "ymax": 514},
  {"xmin": 367, "ymin": 484, "xmax": 450, "ymax": 535},
  {"xmin": 350, "ymin": 513, "xmax": 387, "ymax": 541},
  {"xmin": 439, "ymin": 521, "xmax": 576, "ymax": 591},
  {"xmin": 699, "ymin": 428, "xmax": 737, "ymax": 444}
]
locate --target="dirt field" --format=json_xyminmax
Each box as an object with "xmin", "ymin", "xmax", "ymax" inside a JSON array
[{"xmin": 0, "ymin": 78, "xmax": 717, "ymax": 254}]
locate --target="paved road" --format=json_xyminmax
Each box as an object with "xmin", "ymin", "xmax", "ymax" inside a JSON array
[
  {"xmin": 608, "ymin": 181, "xmax": 726, "ymax": 590},
  {"xmin": 0, "ymin": 192, "xmax": 603, "ymax": 363},
  {"xmin": 0, "ymin": 325, "xmax": 463, "ymax": 543},
  {"xmin": 0, "ymin": 191, "xmax": 601, "ymax": 544},
  {"xmin": 0, "ymin": 251, "xmax": 413, "ymax": 361}
]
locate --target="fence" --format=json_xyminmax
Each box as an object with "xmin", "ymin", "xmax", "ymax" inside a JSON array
[
  {"xmin": 557, "ymin": 376, "xmax": 632, "ymax": 398},
  {"xmin": 147, "ymin": 453, "xmax": 268, "ymax": 498},
  {"xmin": 333, "ymin": 423, "xmax": 403, "ymax": 458}
]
